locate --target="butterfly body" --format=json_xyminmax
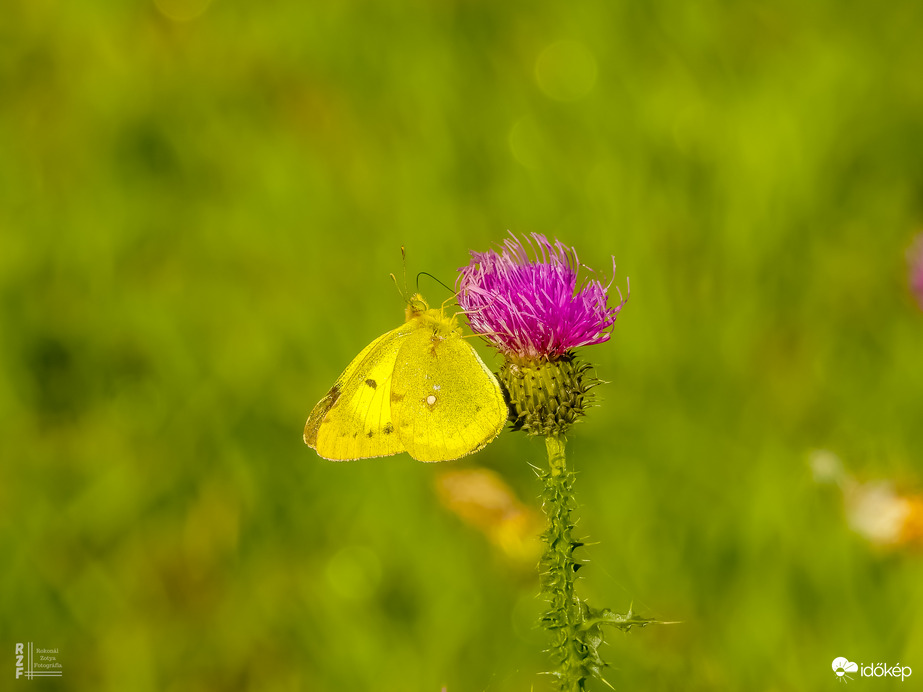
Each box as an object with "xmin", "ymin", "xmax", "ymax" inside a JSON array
[{"xmin": 304, "ymin": 294, "xmax": 507, "ymax": 462}]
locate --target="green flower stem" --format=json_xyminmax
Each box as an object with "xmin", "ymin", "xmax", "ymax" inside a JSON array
[
  {"xmin": 539, "ymin": 436, "xmax": 662, "ymax": 690},
  {"xmin": 540, "ymin": 434, "xmax": 596, "ymax": 691},
  {"xmin": 546, "ymin": 434, "xmax": 568, "ymax": 476}
]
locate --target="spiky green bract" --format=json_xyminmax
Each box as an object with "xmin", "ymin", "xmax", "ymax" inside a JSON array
[
  {"xmin": 540, "ymin": 436, "xmax": 661, "ymax": 691},
  {"xmin": 500, "ymin": 352, "xmax": 599, "ymax": 437}
]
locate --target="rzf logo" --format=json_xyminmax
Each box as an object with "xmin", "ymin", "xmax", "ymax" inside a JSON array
[
  {"xmin": 15, "ymin": 643, "xmax": 24, "ymax": 679},
  {"xmin": 14, "ymin": 642, "xmax": 62, "ymax": 679}
]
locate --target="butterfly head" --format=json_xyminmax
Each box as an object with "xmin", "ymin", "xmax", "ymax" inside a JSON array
[
  {"xmin": 405, "ymin": 293, "xmax": 430, "ymax": 321},
  {"xmin": 406, "ymin": 292, "xmax": 462, "ymax": 335}
]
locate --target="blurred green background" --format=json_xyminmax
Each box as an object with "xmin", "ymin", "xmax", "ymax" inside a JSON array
[{"xmin": 3, "ymin": 0, "xmax": 923, "ymax": 690}]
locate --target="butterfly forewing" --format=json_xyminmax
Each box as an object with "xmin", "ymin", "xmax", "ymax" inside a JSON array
[{"xmin": 306, "ymin": 323, "xmax": 414, "ymax": 460}]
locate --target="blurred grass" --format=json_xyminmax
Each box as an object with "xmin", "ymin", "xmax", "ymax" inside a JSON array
[{"xmin": 3, "ymin": 0, "xmax": 923, "ymax": 690}]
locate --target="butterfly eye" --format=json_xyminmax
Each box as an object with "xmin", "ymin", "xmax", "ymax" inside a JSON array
[{"xmin": 408, "ymin": 293, "xmax": 429, "ymax": 314}]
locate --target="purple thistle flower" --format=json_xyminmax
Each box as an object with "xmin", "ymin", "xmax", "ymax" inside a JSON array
[
  {"xmin": 910, "ymin": 234, "xmax": 923, "ymax": 310},
  {"xmin": 457, "ymin": 233, "xmax": 627, "ymax": 360}
]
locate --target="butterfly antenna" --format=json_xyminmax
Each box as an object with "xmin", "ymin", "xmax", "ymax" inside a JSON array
[
  {"xmin": 401, "ymin": 246, "xmax": 409, "ymax": 296},
  {"xmin": 416, "ymin": 271, "xmax": 457, "ymax": 297},
  {"xmin": 390, "ymin": 246, "xmax": 410, "ymax": 301}
]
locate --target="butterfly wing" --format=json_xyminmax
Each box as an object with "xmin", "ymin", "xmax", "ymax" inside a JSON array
[
  {"xmin": 305, "ymin": 322, "xmax": 415, "ymax": 460},
  {"xmin": 390, "ymin": 328, "xmax": 507, "ymax": 462}
]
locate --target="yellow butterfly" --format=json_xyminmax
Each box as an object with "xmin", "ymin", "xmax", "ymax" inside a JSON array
[{"xmin": 304, "ymin": 293, "xmax": 508, "ymax": 461}]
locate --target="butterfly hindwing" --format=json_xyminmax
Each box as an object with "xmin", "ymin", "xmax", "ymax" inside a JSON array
[{"xmin": 390, "ymin": 327, "xmax": 507, "ymax": 462}]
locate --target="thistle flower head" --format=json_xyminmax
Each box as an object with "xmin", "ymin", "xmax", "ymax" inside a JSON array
[
  {"xmin": 456, "ymin": 232, "xmax": 627, "ymax": 361},
  {"xmin": 457, "ymin": 233, "xmax": 627, "ymax": 436}
]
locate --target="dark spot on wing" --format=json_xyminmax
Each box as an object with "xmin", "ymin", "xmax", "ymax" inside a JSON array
[
  {"xmin": 366, "ymin": 431, "xmax": 375, "ymax": 438},
  {"xmin": 365, "ymin": 379, "xmax": 377, "ymax": 389},
  {"xmin": 304, "ymin": 384, "xmax": 342, "ymax": 446},
  {"xmin": 383, "ymin": 423, "xmax": 394, "ymax": 435},
  {"xmin": 328, "ymin": 384, "xmax": 341, "ymax": 404},
  {"xmin": 391, "ymin": 392, "xmax": 405, "ymax": 403}
]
